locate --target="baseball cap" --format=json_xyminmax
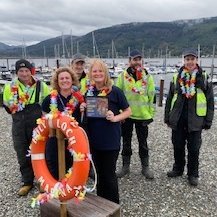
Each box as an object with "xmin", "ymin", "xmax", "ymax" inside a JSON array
[
  {"xmin": 183, "ymin": 49, "xmax": 198, "ymax": 58},
  {"xmin": 129, "ymin": 49, "xmax": 142, "ymax": 59},
  {"xmin": 72, "ymin": 53, "xmax": 86, "ymax": 63}
]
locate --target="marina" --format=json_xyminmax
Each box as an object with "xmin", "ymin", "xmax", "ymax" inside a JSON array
[{"xmin": 1, "ymin": 57, "xmax": 217, "ymax": 108}]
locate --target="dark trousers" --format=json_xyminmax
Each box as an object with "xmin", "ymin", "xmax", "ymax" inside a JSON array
[
  {"xmin": 92, "ymin": 149, "xmax": 119, "ymax": 204},
  {"xmin": 172, "ymin": 121, "xmax": 202, "ymax": 177},
  {"xmin": 45, "ymin": 137, "xmax": 73, "ymax": 180},
  {"xmin": 12, "ymin": 104, "xmax": 42, "ymax": 185},
  {"xmin": 121, "ymin": 118, "xmax": 149, "ymax": 160}
]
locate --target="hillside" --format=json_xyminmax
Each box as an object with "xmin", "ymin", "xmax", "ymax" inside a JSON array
[{"xmin": 1, "ymin": 16, "xmax": 217, "ymax": 58}]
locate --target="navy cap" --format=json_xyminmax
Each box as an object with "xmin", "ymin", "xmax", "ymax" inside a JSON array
[
  {"xmin": 183, "ymin": 49, "xmax": 198, "ymax": 58},
  {"xmin": 15, "ymin": 59, "xmax": 32, "ymax": 73},
  {"xmin": 72, "ymin": 53, "xmax": 86, "ymax": 63},
  {"xmin": 129, "ymin": 49, "xmax": 142, "ymax": 59}
]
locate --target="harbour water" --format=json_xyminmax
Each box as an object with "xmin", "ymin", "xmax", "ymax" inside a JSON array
[{"xmin": 0, "ymin": 57, "xmax": 217, "ymax": 71}]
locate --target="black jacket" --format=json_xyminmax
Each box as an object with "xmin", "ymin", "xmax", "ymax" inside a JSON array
[{"xmin": 164, "ymin": 66, "xmax": 214, "ymax": 132}]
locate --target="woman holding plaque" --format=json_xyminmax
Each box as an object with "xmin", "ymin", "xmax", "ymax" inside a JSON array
[
  {"xmin": 80, "ymin": 59, "xmax": 131, "ymax": 203},
  {"xmin": 42, "ymin": 67, "xmax": 84, "ymax": 179}
]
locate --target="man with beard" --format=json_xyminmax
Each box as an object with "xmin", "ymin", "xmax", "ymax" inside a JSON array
[
  {"xmin": 116, "ymin": 49, "xmax": 156, "ymax": 179},
  {"xmin": 71, "ymin": 53, "xmax": 87, "ymax": 95}
]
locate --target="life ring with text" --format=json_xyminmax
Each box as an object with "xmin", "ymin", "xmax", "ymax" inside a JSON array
[{"xmin": 31, "ymin": 114, "xmax": 90, "ymax": 201}]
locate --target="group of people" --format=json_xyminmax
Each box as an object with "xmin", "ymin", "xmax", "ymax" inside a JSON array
[{"xmin": 3, "ymin": 48, "xmax": 214, "ymax": 205}]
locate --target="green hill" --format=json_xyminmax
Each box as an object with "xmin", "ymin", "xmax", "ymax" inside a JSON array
[{"xmin": 1, "ymin": 16, "xmax": 217, "ymax": 58}]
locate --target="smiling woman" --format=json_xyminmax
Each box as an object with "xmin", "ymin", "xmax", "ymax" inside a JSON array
[
  {"xmin": 41, "ymin": 67, "xmax": 84, "ymax": 180},
  {"xmin": 80, "ymin": 59, "xmax": 131, "ymax": 204}
]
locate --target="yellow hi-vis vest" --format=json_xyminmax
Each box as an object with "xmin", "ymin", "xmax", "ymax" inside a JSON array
[
  {"xmin": 116, "ymin": 70, "xmax": 155, "ymax": 120},
  {"xmin": 171, "ymin": 73, "xmax": 207, "ymax": 116},
  {"xmin": 3, "ymin": 78, "xmax": 50, "ymax": 113},
  {"xmin": 80, "ymin": 76, "xmax": 88, "ymax": 95}
]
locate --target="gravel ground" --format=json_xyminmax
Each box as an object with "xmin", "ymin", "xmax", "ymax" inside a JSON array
[{"xmin": 0, "ymin": 106, "xmax": 216, "ymax": 217}]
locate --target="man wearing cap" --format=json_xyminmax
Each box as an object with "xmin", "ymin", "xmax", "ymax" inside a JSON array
[
  {"xmin": 71, "ymin": 53, "xmax": 87, "ymax": 95},
  {"xmin": 164, "ymin": 49, "xmax": 214, "ymax": 186},
  {"xmin": 116, "ymin": 49, "xmax": 156, "ymax": 179},
  {"xmin": 71, "ymin": 53, "xmax": 94, "ymax": 177},
  {"xmin": 3, "ymin": 59, "xmax": 50, "ymax": 196}
]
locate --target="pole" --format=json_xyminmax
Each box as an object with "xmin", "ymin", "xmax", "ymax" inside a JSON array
[
  {"xmin": 198, "ymin": 44, "xmax": 201, "ymax": 66},
  {"xmin": 158, "ymin": 79, "xmax": 164, "ymax": 107},
  {"xmin": 56, "ymin": 59, "xmax": 60, "ymax": 69},
  {"xmin": 6, "ymin": 59, "xmax": 9, "ymax": 71},
  {"xmin": 92, "ymin": 32, "xmax": 95, "ymax": 58},
  {"xmin": 56, "ymin": 129, "xmax": 67, "ymax": 217},
  {"xmin": 210, "ymin": 44, "xmax": 216, "ymax": 80},
  {"xmin": 70, "ymin": 30, "xmax": 73, "ymax": 58}
]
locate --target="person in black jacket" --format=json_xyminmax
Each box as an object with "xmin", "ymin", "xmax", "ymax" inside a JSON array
[{"xmin": 164, "ymin": 49, "xmax": 214, "ymax": 186}]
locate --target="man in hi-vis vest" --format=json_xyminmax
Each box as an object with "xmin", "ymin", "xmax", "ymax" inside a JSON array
[
  {"xmin": 116, "ymin": 49, "xmax": 156, "ymax": 179},
  {"xmin": 164, "ymin": 49, "xmax": 214, "ymax": 186},
  {"xmin": 3, "ymin": 59, "xmax": 50, "ymax": 196}
]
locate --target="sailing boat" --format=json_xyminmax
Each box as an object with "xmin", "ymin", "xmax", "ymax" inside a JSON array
[
  {"xmin": 109, "ymin": 40, "xmax": 123, "ymax": 78},
  {"xmin": 92, "ymin": 31, "xmax": 100, "ymax": 58}
]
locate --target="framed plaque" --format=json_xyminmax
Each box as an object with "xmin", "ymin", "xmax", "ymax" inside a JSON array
[{"xmin": 86, "ymin": 96, "xmax": 108, "ymax": 118}]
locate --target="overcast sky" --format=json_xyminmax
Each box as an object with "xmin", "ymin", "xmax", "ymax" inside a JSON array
[{"xmin": 1, "ymin": 0, "xmax": 217, "ymax": 46}]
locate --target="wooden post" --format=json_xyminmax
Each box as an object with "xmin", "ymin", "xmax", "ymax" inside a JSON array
[
  {"xmin": 158, "ymin": 79, "xmax": 164, "ymax": 107},
  {"xmin": 56, "ymin": 59, "xmax": 60, "ymax": 69},
  {"xmin": 49, "ymin": 128, "xmax": 56, "ymax": 137},
  {"xmin": 56, "ymin": 129, "xmax": 67, "ymax": 217}
]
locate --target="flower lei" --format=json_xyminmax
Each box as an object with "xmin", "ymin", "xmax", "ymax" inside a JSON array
[
  {"xmin": 8, "ymin": 82, "xmax": 32, "ymax": 114},
  {"xmin": 178, "ymin": 68, "xmax": 197, "ymax": 98},
  {"xmin": 86, "ymin": 80, "xmax": 110, "ymax": 97},
  {"xmin": 49, "ymin": 89, "xmax": 84, "ymax": 115},
  {"xmin": 124, "ymin": 70, "xmax": 148, "ymax": 95}
]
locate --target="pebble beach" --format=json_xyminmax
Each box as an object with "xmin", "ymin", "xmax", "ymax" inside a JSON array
[{"xmin": 0, "ymin": 106, "xmax": 216, "ymax": 217}]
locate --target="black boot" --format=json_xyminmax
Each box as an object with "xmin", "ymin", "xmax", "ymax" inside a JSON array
[
  {"xmin": 167, "ymin": 170, "xmax": 183, "ymax": 177},
  {"xmin": 188, "ymin": 176, "xmax": 199, "ymax": 186},
  {"xmin": 141, "ymin": 157, "xmax": 154, "ymax": 180},
  {"xmin": 116, "ymin": 156, "xmax": 130, "ymax": 178},
  {"xmin": 167, "ymin": 164, "xmax": 183, "ymax": 178}
]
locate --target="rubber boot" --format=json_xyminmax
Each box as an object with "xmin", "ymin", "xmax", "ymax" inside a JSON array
[
  {"xmin": 167, "ymin": 163, "xmax": 184, "ymax": 178},
  {"xmin": 141, "ymin": 157, "xmax": 154, "ymax": 180},
  {"xmin": 116, "ymin": 156, "xmax": 130, "ymax": 178}
]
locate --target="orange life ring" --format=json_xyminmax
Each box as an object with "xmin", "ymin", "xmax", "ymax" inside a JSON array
[{"xmin": 31, "ymin": 114, "xmax": 90, "ymax": 201}]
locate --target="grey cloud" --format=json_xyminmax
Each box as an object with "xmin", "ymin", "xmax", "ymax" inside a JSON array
[{"xmin": 0, "ymin": 0, "xmax": 217, "ymax": 45}]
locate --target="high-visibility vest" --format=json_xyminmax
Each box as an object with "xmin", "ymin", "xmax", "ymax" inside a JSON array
[
  {"xmin": 116, "ymin": 70, "xmax": 155, "ymax": 120},
  {"xmin": 3, "ymin": 78, "xmax": 50, "ymax": 113},
  {"xmin": 80, "ymin": 76, "xmax": 88, "ymax": 95},
  {"xmin": 171, "ymin": 73, "xmax": 207, "ymax": 116}
]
